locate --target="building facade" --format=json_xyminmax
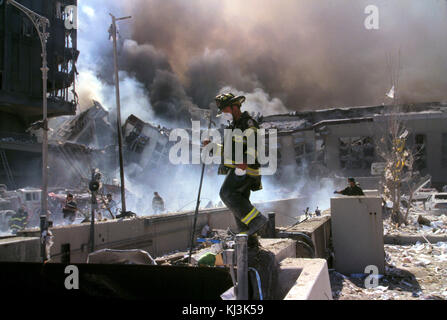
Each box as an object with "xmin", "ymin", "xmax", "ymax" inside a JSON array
[
  {"xmin": 0, "ymin": 0, "xmax": 78, "ymax": 188},
  {"xmin": 262, "ymin": 102, "xmax": 447, "ymax": 188}
]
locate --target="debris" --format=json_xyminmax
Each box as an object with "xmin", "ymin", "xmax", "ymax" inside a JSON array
[
  {"xmin": 197, "ymin": 252, "xmax": 217, "ymax": 267},
  {"xmin": 418, "ymin": 215, "xmax": 431, "ymax": 226}
]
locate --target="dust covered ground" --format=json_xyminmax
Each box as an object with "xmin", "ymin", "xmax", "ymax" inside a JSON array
[{"xmin": 330, "ymin": 208, "xmax": 447, "ymax": 300}]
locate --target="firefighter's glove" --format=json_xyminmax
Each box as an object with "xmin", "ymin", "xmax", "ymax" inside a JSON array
[{"xmin": 235, "ymin": 167, "xmax": 246, "ymax": 176}]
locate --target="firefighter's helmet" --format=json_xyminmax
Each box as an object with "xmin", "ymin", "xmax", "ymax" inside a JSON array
[{"xmin": 215, "ymin": 93, "xmax": 245, "ymax": 114}]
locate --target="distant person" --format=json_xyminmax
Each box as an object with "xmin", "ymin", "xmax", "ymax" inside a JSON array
[
  {"xmin": 334, "ymin": 177, "xmax": 365, "ymax": 196},
  {"xmin": 42, "ymin": 221, "xmax": 54, "ymax": 262},
  {"xmin": 152, "ymin": 192, "xmax": 165, "ymax": 214},
  {"xmin": 102, "ymin": 193, "xmax": 117, "ymax": 219},
  {"xmin": 62, "ymin": 193, "xmax": 77, "ymax": 224},
  {"xmin": 9, "ymin": 205, "xmax": 28, "ymax": 234}
]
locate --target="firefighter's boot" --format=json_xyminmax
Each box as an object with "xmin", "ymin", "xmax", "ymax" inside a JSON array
[{"xmin": 241, "ymin": 210, "xmax": 268, "ymax": 237}]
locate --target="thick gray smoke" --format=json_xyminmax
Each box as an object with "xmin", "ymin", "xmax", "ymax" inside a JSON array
[
  {"xmin": 78, "ymin": 0, "xmax": 447, "ymax": 123},
  {"xmin": 70, "ymin": 0, "xmax": 447, "ymax": 219},
  {"xmin": 123, "ymin": 0, "xmax": 447, "ymax": 110}
]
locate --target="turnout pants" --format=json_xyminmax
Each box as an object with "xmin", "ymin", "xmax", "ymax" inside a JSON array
[{"xmin": 219, "ymin": 168, "xmax": 267, "ymax": 235}]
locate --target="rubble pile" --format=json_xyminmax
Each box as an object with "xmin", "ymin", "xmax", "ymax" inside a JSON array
[
  {"xmin": 384, "ymin": 206, "xmax": 447, "ymax": 237},
  {"xmin": 155, "ymin": 228, "xmax": 236, "ymax": 266},
  {"xmin": 330, "ymin": 202, "xmax": 447, "ymax": 300},
  {"xmin": 330, "ymin": 240, "xmax": 447, "ymax": 300}
]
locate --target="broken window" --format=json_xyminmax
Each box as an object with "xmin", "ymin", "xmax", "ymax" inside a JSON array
[
  {"xmin": 315, "ymin": 138, "xmax": 325, "ymax": 162},
  {"xmin": 442, "ymin": 133, "xmax": 447, "ymax": 168},
  {"xmin": 294, "ymin": 144, "xmax": 304, "ymax": 157},
  {"xmin": 339, "ymin": 136, "xmax": 374, "ymax": 170},
  {"xmin": 125, "ymin": 128, "xmax": 149, "ymax": 154},
  {"xmin": 414, "ymin": 134, "xmax": 427, "ymax": 171}
]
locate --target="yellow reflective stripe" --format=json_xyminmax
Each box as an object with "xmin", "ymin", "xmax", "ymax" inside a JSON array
[
  {"xmin": 246, "ymin": 210, "xmax": 260, "ymax": 224},
  {"xmin": 241, "ymin": 207, "xmax": 257, "ymax": 224},
  {"xmin": 242, "ymin": 208, "xmax": 260, "ymax": 225},
  {"xmin": 232, "ymin": 136, "xmax": 244, "ymax": 143}
]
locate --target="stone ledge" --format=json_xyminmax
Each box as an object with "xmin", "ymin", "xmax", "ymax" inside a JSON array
[{"xmin": 281, "ymin": 258, "xmax": 332, "ymax": 300}]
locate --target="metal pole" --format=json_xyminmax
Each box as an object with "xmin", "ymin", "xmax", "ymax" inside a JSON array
[
  {"xmin": 41, "ymin": 23, "xmax": 49, "ymax": 261},
  {"xmin": 188, "ymin": 113, "xmax": 212, "ymax": 264},
  {"xmin": 7, "ymin": 0, "xmax": 50, "ymax": 263},
  {"xmin": 90, "ymin": 195, "xmax": 95, "ymax": 252},
  {"xmin": 110, "ymin": 14, "xmax": 131, "ymax": 215},
  {"xmin": 268, "ymin": 212, "xmax": 276, "ymax": 238},
  {"xmin": 236, "ymin": 234, "xmax": 248, "ymax": 300}
]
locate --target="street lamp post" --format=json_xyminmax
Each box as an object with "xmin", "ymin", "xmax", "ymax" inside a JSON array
[
  {"xmin": 6, "ymin": 0, "xmax": 50, "ymax": 262},
  {"xmin": 109, "ymin": 14, "xmax": 131, "ymax": 216}
]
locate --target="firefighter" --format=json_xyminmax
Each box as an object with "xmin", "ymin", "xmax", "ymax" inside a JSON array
[
  {"xmin": 9, "ymin": 205, "xmax": 28, "ymax": 234},
  {"xmin": 334, "ymin": 177, "xmax": 365, "ymax": 196},
  {"xmin": 152, "ymin": 192, "xmax": 165, "ymax": 214},
  {"xmin": 205, "ymin": 93, "xmax": 267, "ymax": 239},
  {"xmin": 102, "ymin": 193, "xmax": 117, "ymax": 219},
  {"xmin": 62, "ymin": 193, "xmax": 78, "ymax": 224}
]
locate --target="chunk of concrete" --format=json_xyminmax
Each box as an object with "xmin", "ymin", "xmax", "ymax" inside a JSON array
[
  {"xmin": 0, "ymin": 237, "xmax": 41, "ymax": 262},
  {"xmin": 331, "ymin": 196, "xmax": 385, "ymax": 275},
  {"xmin": 259, "ymin": 238, "xmax": 296, "ymax": 262},
  {"xmin": 278, "ymin": 258, "xmax": 332, "ymax": 300}
]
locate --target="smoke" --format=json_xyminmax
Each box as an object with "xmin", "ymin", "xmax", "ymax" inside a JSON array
[
  {"xmin": 68, "ymin": 0, "xmax": 447, "ymax": 218},
  {"xmin": 120, "ymin": 0, "xmax": 447, "ymax": 110},
  {"xmin": 218, "ymin": 86, "xmax": 289, "ymax": 116},
  {"xmin": 77, "ymin": 0, "xmax": 447, "ymax": 123}
]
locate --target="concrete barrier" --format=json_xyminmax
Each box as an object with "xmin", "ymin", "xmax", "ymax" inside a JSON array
[
  {"xmin": 0, "ymin": 237, "xmax": 41, "ymax": 262},
  {"xmin": 10, "ymin": 197, "xmax": 307, "ymax": 263},
  {"xmin": 331, "ymin": 196, "xmax": 385, "ymax": 275},
  {"xmin": 384, "ymin": 234, "xmax": 447, "ymax": 245},
  {"xmin": 278, "ymin": 258, "xmax": 332, "ymax": 300},
  {"xmin": 278, "ymin": 215, "xmax": 331, "ymax": 259}
]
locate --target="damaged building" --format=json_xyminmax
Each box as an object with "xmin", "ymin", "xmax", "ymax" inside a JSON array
[
  {"xmin": 0, "ymin": 0, "xmax": 78, "ymax": 189},
  {"xmin": 262, "ymin": 102, "xmax": 447, "ymax": 188},
  {"xmin": 122, "ymin": 114, "xmax": 172, "ymax": 172}
]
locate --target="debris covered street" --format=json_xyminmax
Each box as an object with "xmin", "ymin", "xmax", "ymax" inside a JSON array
[{"xmin": 330, "ymin": 208, "xmax": 447, "ymax": 300}]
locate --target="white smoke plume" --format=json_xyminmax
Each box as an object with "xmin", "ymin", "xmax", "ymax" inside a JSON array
[{"xmin": 219, "ymin": 86, "xmax": 289, "ymax": 116}]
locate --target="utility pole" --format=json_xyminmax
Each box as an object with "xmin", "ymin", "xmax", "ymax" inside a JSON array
[
  {"xmin": 188, "ymin": 111, "xmax": 212, "ymax": 264},
  {"xmin": 7, "ymin": 0, "xmax": 50, "ymax": 262},
  {"xmin": 109, "ymin": 14, "xmax": 131, "ymax": 215}
]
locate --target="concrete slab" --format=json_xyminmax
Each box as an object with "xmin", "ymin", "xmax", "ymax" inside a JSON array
[
  {"xmin": 259, "ymin": 238, "xmax": 296, "ymax": 262},
  {"xmin": 278, "ymin": 215, "xmax": 331, "ymax": 259},
  {"xmin": 13, "ymin": 197, "xmax": 307, "ymax": 263},
  {"xmin": 0, "ymin": 237, "xmax": 41, "ymax": 262},
  {"xmin": 279, "ymin": 258, "xmax": 333, "ymax": 300},
  {"xmin": 384, "ymin": 234, "xmax": 447, "ymax": 245},
  {"xmin": 331, "ymin": 196, "xmax": 385, "ymax": 275}
]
